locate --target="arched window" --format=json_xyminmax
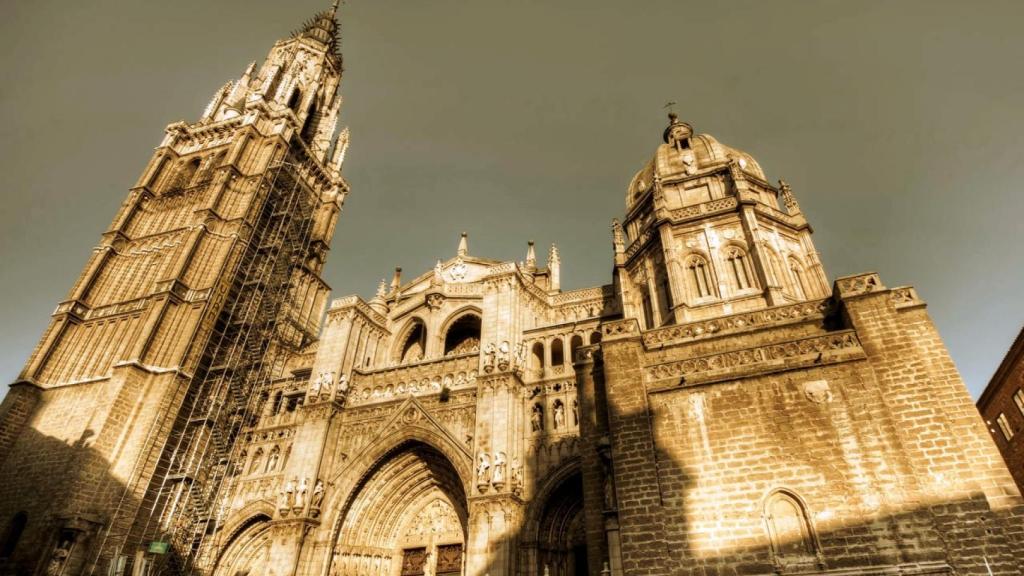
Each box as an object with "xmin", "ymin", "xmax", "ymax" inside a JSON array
[
  {"xmin": 686, "ymin": 255, "xmax": 713, "ymax": 299},
  {"xmin": 654, "ymin": 267, "xmax": 674, "ymax": 326},
  {"xmin": 569, "ymin": 335, "xmax": 583, "ymax": 364},
  {"xmin": 788, "ymin": 257, "xmax": 810, "ymax": 299},
  {"xmin": 589, "ymin": 331, "xmax": 602, "ymax": 345},
  {"xmin": 443, "ymin": 314, "xmax": 481, "ymax": 356},
  {"xmin": 551, "ymin": 338, "xmax": 564, "ymax": 367},
  {"xmin": 726, "ymin": 247, "xmax": 755, "ymax": 291},
  {"xmin": 0, "ymin": 512, "xmax": 27, "ymax": 558},
  {"xmin": 531, "ymin": 342, "xmax": 545, "ymax": 376},
  {"xmin": 764, "ymin": 491, "xmax": 817, "ymax": 560},
  {"xmin": 399, "ymin": 320, "xmax": 427, "ymax": 364},
  {"xmin": 173, "ymin": 157, "xmax": 202, "ymax": 191}
]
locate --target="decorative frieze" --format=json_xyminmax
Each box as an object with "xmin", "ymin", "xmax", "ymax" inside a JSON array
[
  {"xmin": 645, "ymin": 330, "xmax": 864, "ymax": 386},
  {"xmin": 642, "ymin": 298, "xmax": 832, "ymax": 348}
]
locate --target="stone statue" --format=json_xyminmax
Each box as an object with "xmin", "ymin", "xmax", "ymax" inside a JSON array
[
  {"xmin": 572, "ymin": 399, "xmax": 579, "ymax": 426},
  {"xmin": 311, "ymin": 478, "xmax": 325, "ymax": 509},
  {"xmin": 337, "ymin": 373, "xmax": 349, "ymax": 404},
  {"xmin": 284, "ymin": 477, "xmax": 297, "ymax": 509},
  {"xmin": 46, "ymin": 539, "xmax": 72, "ymax": 576},
  {"xmin": 483, "ymin": 342, "xmax": 496, "ymax": 372},
  {"xmin": 497, "ymin": 341, "xmax": 510, "ymax": 371},
  {"xmin": 511, "ymin": 457, "xmax": 523, "ymax": 489},
  {"xmin": 611, "ymin": 219, "xmax": 625, "ymax": 250},
  {"xmin": 514, "ymin": 341, "xmax": 527, "ymax": 373},
  {"xmin": 553, "ymin": 402, "xmax": 566, "ymax": 429},
  {"xmin": 309, "ymin": 373, "xmax": 322, "ymax": 400},
  {"xmin": 296, "ymin": 477, "xmax": 308, "ymax": 509},
  {"xmin": 423, "ymin": 549, "xmax": 435, "ymax": 576},
  {"xmin": 531, "ymin": 403, "xmax": 544, "ymax": 432},
  {"xmin": 477, "ymin": 452, "xmax": 491, "ymax": 483},
  {"xmin": 492, "ymin": 451, "xmax": 506, "ymax": 486}
]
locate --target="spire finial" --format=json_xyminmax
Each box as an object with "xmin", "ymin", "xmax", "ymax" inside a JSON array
[
  {"xmin": 457, "ymin": 232, "xmax": 468, "ymax": 257},
  {"xmin": 331, "ymin": 0, "xmax": 340, "ymax": 15}
]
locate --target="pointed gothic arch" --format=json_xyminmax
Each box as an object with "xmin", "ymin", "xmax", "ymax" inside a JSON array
[
  {"xmin": 787, "ymin": 256, "xmax": 811, "ymax": 300},
  {"xmin": 394, "ymin": 317, "xmax": 428, "ymax": 364},
  {"xmin": 520, "ymin": 460, "xmax": 587, "ymax": 576},
  {"xmin": 723, "ymin": 244, "xmax": 756, "ymax": 292},
  {"xmin": 683, "ymin": 253, "xmax": 715, "ymax": 301},
  {"xmin": 211, "ymin": 511, "xmax": 274, "ymax": 576},
  {"xmin": 762, "ymin": 488, "xmax": 821, "ymax": 565},
  {"xmin": 322, "ymin": 426, "xmax": 473, "ymax": 576}
]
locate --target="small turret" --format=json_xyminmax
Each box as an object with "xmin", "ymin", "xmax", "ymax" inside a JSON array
[
  {"xmin": 457, "ymin": 232, "xmax": 468, "ymax": 257},
  {"xmin": 778, "ymin": 178, "xmax": 802, "ymax": 216},
  {"xmin": 369, "ymin": 279, "xmax": 388, "ymax": 315},
  {"xmin": 525, "ymin": 241, "xmax": 537, "ymax": 272},
  {"xmin": 390, "ymin": 267, "xmax": 402, "ymax": 297},
  {"xmin": 548, "ymin": 244, "xmax": 561, "ymax": 292}
]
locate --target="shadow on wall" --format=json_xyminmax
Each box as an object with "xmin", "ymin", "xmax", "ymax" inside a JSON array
[
  {"xmin": 0, "ymin": 425, "xmax": 142, "ymax": 576},
  {"xmin": 584, "ymin": 386, "xmax": 1024, "ymax": 576}
]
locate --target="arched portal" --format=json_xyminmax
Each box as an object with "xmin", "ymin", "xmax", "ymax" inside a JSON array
[
  {"xmin": 212, "ymin": 513, "xmax": 273, "ymax": 576},
  {"xmin": 330, "ymin": 441, "xmax": 468, "ymax": 576},
  {"xmin": 523, "ymin": 470, "xmax": 587, "ymax": 576}
]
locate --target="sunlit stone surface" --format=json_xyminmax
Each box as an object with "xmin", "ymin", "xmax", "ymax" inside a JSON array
[{"xmin": 0, "ymin": 5, "xmax": 1021, "ymax": 576}]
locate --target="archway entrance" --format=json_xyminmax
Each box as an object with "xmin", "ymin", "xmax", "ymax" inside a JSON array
[
  {"xmin": 331, "ymin": 441, "xmax": 468, "ymax": 576},
  {"xmin": 527, "ymin": 471, "xmax": 587, "ymax": 576},
  {"xmin": 212, "ymin": 514, "xmax": 273, "ymax": 576}
]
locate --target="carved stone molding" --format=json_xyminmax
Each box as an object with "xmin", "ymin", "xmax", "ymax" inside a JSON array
[
  {"xmin": 642, "ymin": 298, "xmax": 832, "ymax": 348},
  {"xmin": 645, "ymin": 330, "xmax": 864, "ymax": 387},
  {"xmin": 834, "ymin": 273, "xmax": 885, "ymax": 299}
]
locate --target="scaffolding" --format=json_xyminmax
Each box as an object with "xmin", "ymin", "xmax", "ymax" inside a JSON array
[{"xmin": 91, "ymin": 157, "xmax": 324, "ymax": 576}]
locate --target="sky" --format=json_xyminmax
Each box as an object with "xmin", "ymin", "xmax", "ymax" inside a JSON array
[{"xmin": 1, "ymin": 0, "xmax": 1022, "ymax": 399}]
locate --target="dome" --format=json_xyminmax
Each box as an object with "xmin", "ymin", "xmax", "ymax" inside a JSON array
[{"xmin": 626, "ymin": 115, "xmax": 766, "ymax": 210}]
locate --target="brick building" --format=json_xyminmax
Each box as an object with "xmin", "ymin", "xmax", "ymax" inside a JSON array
[
  {"xmin": 977, "ymin": 327, "xmax": 1024, "ymax": 494},
  {"xmin": 0, "ymin": 5, "xmax": 1022, "ymax": 576}
]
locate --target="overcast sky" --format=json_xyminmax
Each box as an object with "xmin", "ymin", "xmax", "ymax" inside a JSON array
[{"xmin": 1, "ymin": 0, "xmax": 1022, "ymax": 399}]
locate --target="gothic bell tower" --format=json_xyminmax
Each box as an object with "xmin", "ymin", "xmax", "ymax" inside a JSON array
[
  {"xmin": 0, "ymin": 5, "xmax": 349, "ymax": 575},
  {"xmin": 614, "ymin": 113, "xmax": 829, "ymax": 329}
]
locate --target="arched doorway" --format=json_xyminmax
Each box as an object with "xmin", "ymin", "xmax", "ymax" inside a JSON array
[
  {"xmin": 212, "ymin": 514, "xmax": 273, "ymax": 576},
  {"xmin": 330, "ymin": 441, "xmax": 468, "ymax": 576},
  {"xmin": 524, "ymin": 470, "xmax": 588, "ymax": 576}
]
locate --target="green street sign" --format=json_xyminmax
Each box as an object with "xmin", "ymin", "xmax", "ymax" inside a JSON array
[{"xmin": 147, "ymin": 541, "xmax": 170, "ymax": 555}]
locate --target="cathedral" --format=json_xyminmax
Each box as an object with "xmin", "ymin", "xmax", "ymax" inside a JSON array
[{"xmin": 0, "ymin": 5, "xmax": 1022, "ymax": 576}]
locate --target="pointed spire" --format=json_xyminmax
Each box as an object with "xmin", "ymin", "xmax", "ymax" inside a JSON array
[
  {"xmin": 548, "ymin": 244, "xmax": 561, "ymax": 292},
  {"xmin": 457, "ymin": 232, "xmax": 468, "ymax": 257},
  {"xmin": 612, "ymin": 219, "xmax": 625, "ymax": 266},
  {"xmin": 331, "ymin": 127, "xmax": 350, "ymax": 171},
  {"xmin": 778, "ymin": 178, "xmax": 801, "ymax": 215},
  {"xmin": 369, "ymin": 278, "xmax": 388, "ymax": 315},
  {"xmin": 291, "ymin": 3, "xmax": 341, "ymax": 58},
  {"xmin": 525, "ymin": 241, "xmax": 537, "ymax": 271}
]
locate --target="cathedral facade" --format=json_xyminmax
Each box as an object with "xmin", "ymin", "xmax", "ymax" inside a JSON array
[{"xmin": 0, "ymin": 6, "xmax": 1022, "ymax": 576}]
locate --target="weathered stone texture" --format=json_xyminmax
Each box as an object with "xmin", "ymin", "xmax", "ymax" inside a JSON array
[{"xmin": 0, "ymin": 7, "xmax": 1021, "ymax": 576}]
